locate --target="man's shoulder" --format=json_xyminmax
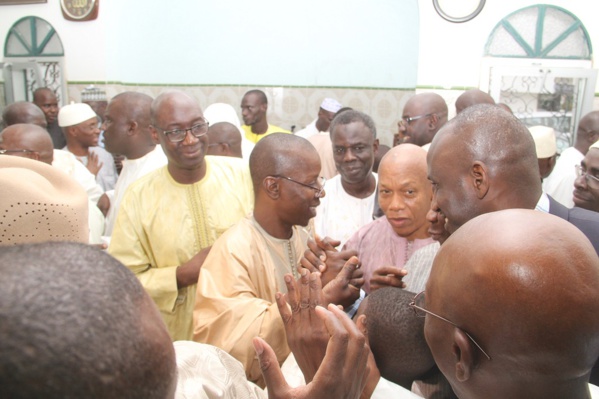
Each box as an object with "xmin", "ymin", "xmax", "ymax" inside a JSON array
[
  {"xmin": 125, "ymin": 167, "xmax": 167, "ymax": 195},
  {"xmin": 267, "ymin": 124, "xmax": 291, "ymax": 134}
]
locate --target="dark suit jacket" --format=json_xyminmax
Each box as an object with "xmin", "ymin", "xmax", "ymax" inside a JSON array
[{"xmin": 548, "ymin": 195, "xmax": 599, "ymax": 256}]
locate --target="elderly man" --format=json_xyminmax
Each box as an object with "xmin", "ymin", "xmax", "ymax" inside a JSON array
[
  {"xmin": 419, "ymin": 209, "xmax": 599, "ymax": 398},
  {"xmin": 194, "ymin": 133, "xmax": 361, "ymax": 384},
  {"xmin": 454, "ymin": 89, "xmax": 495, "ymax": 115},
  {"xmin": 314, "ymin": 110, "xmax": 379, "ymax": 248},
  {"xmin": 109, "ymin": 90, "xmax": 253, "ymax": 341},
  {"xmin": 396, "ymin": 93, "xmax": 448, "ymax": 149},
  {"xmin": 59, "ymin": 103, "xmax": 118, "ymax": 191},
  {"xmin": 295, "ymin": 98, "xmax": 342, "ymax": 139},
  {"xmin": 100, "ymin": 91, "xmax": 167, "ymax": 236},
  {"xmin": 573, "ymin": 140, "xmax": 599, "ymax": 213},
  {"xmin": 544, "ymin": 110, "xmax": 599, "ymax": 207},
  {"xmin": 241, "ymin": 89, "xmax": 290, "ymax": 143},
  {"xmin": 2, "ymin": 101, "xmax": 48, "ymax": 128},
  {"xmin": 206, "ymin": 121, "xmax": 243, "ymax": 158},
  {"xmin": 529, "ymin": 125, "xmax": 558, "ymax": 180},
  {"xmin": 344, "ymin": 144, "xmax": 435, "ymax": 293},
  {"xmin": 32, "ymin": 87, "xmax": 64, "ymax": 148}
]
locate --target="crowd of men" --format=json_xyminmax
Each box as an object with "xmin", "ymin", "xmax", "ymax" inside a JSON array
[{"xmin": 1, "ymin": 86, "xmax": 599, "ymax": 399}]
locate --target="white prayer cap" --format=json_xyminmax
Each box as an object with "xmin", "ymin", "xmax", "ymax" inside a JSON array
[
  {"xmin": 529, "ymin": 125, "xmax": 557, "ymax": 158},
  {"xmin": 320, "ymin": 98, "xmax": 342, "ymax": 113},
  {"xmin": 590, "ymin": 140, "xmax": 599, "ymax": 151},
  {"xmin": 204, "ymin": 103, "xmax": 241, "ymax": 128},
  {"xmin": 58, "ymin": 103, "xmax": 97, "ymax": 127}
]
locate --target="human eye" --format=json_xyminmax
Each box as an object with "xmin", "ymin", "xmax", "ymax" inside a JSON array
[
  {"xmin": 334, "ymin": 147, "xmax": 345, "ymax": 155},
  {"xmin": 353, "ymin": 145, "xmax": 366, "ymax": 153}
]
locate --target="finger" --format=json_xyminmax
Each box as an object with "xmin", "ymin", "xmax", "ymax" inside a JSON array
[
  {"xmin": 348, "ymin": 276, "xmax": 365, "ymax": 288},
  {"xmin": 299, "ymin": 256, "xmax": 319, "ymax": 273},
  {"xmin": 314, "ymin": 305, "xmax": 348, "ymax": 367},
  {"xmin": 374, "ymin": 266, "xmax": 408, "ymax": 277},
  {"xmin": 327, "ymin": 305, "xmax": 369, "ymax": 381},
  {"xmin": 309, "ymin": 271, "xmax": 323, "ymax": 309},
  {"xmin": 276, "ymin": 291, "xmax": 293, "ymax": 326},
  {"xmin": 253, "ymin": 337, "xmax": 291, "ymax": 397},
  {"xmin": 319, "ymin": 235, "xmax": 340, "ymax": 251},
  {"xmin": 309, "ymin": 237, "xmax": 327, "ymax": 262},
  {"xmin": 299, "ymin": 268, "xmax": 311, "ymax": 313},
  {"xmin": 285, "ymin": 274, "xmax": 301, "ymax": 313},
  {"xmin": 336, "ymin": 256, "xmax": 360, "ymax": 284}
]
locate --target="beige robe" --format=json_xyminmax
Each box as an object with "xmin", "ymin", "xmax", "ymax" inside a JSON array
[
  {"xmin": 193, "ymin": 216, "xmax": 310, "ymax": 384},
  {"xmin": 109, "ymin": 156, "xmax": 253, "ymax": 341}
]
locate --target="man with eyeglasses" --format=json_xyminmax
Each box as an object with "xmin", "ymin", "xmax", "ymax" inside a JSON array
[
  {"xmin": 314, "ymin": 110, "xmax": 379, "ymax": 249},
  {"xmin": 545, "ymin": 110, "xmax": 599, "ymax": 207},
  {"xmin": 59, "ymin": 102, "xmax": 118, "ymax": 192},
  {"xmin": 109, "ymin": 90, "xmax": 253, "ymax": 342},
  {"xmin": 573, "ymin": 140, "xmax": 599, "ymax": 213},
  {"xmin": 0, "ymin": 123, "xmax": 106, "ymax": 244},
  {"xmin": 417, "ymin": 209, "xmax": 599, "ymax": 398},
  {"xmin": 194, "ymin": 133, "xmax": 362, "ymax": 385},
  {"xmin": 206, "ymin": 121, "xmax": 243, "ymax": 158},
  {"xmin": 241, "ymin": 89, "xmax": 290, "ymax": 143},
  {"xmin": 396, "ymin": 93, "xmax": 448, "ymax": 149}
]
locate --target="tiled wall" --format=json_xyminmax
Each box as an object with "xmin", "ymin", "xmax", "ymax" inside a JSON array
[{"xmin": 67, "ymin": 84, "xmax": 416, "ymax": 147}]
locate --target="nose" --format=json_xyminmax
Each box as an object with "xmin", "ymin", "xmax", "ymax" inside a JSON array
[
  {"xmin": 574, "ymin": 173, "xmax": 587, "ymax": 189},
  {"xmin": 182, "ymin": 129, "xmax": 200, "ymax": 145},
  {"xmin": 427, "ymin": 197, "xmax": 440, "ymax": 223},
  {"xmin": 388, "ymin": 193, "xmax": 405, "ymax": 211},
  {"xmin": 398, "ymin": 120, "xmax": 407, "ymax": 132},
  {"xmin": 342, "ymin": 148, "xmax": 357, "ymax": 162}
]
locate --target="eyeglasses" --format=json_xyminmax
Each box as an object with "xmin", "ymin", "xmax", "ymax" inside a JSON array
[
  {"xmin": 409, "ymin": 291, "xmax": 491, "ymax": 361},
  {"xmin": 271, "ymin": 175, "xmax": 326, "ymax": 197},
  {"xmin": 575, "ymin": 164, "xmax": 599, "ymax": 189},
  {"xmin": 399, "ymin": 113, "xmax": 434, "ymax": 126},
  {"xmin": 0, "ymin": 149, "xmax": 39, "ymax": 157},
  {"xmin": 154, "ymin": 120, "xmax": 210, "ymax": 143}
]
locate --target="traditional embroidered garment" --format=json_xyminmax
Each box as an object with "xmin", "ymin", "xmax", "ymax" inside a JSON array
[
  {"xmin": 194, "ymin": 216, "xmax": 310, "ymax": 383},
  {"xmin": 314, "ymin": 173, "xmax": 377, "ymax": 248},
  {"xmin": 103, "ymin": 145, "xmax": 167, "ymax": 236},
  {"xmin": 109, "ymin": 156, "xmax": 253, "ymax": 341},
  {"xmin": 344, "ymin": 217, "xmax": 435, "ymax": 293},
  {"xmin": 242, "ymin": 124, "xmax": 290, "ymax": 143}
]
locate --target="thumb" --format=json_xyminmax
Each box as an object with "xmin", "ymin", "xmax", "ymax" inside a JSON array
[
  {"xmin": 253, "ymin": 337, "xmax": 290, "ymax": 397},
  {"xmin": 337, "ymin": 256, "xmax": 359, "ymax": 283}
]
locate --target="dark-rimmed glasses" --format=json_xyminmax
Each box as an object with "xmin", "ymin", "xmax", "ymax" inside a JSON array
[
  {"xmin": 271, "ymin": 175, "xmax": 326, "ymax": 197},
  {"xmin": 153, "ymin": 120, "xmax": 210, "ymax": 143},
  {"xmin": 400, "ymin": 113, "xmax": 434, "ymax": 126},
  {"xmin": 409, "ymin": 291, "xmax": 491, "ymax": 360},
  {"xmin": 575, "ymin": 164, "xmax": 599, "ymax": 189}
]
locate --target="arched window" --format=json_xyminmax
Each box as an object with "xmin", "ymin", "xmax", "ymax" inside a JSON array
[{"xmin": 2, "ymin": 16, "xmax": 66, "ymax": 105}]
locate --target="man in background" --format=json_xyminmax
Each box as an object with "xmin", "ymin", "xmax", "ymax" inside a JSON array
[
  {"xmin": 241, "ymin": 89, "xmax": 290, "ymax": 143},
  {"xmin": 32, "ymin": 87, "xmax": 65, "ymax": 148}
]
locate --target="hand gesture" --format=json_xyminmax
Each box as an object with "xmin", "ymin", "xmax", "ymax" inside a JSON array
[
  {"xmin": 254, "ymin": 304, "xmax": 370, "ymax": 399},
  {"xmin": 369, "ymin": 266, "xmax": 407, "ymax": 292},
  {"xmin": 85, "ymin": 151, "xmax": 103, "ymax": 176}
]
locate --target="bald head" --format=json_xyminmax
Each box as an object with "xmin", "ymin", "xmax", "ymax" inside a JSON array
[
  {"xmin": 575, "ymin": 110, "xmax": 599, "ymax": 154},
  {"xmin": 455, "ymin": 89, "xmax": 495, "ymax": 115},
  {"xmin": 377, "ymin": 144, "xmax": 431, "ymax": 239},
  {"xmin": 399, "ymin": 93, "xmax": 448, "ymax": 147},
  {"xmin": 427, "ymin": 104, "xmax": 541, "ymax": 234},
  {"xmin": 0, "ymin": 124, "xmax": 54, "ymax": 164},
  {"xmin": 425, "ymin": 209, "xmax": 599, "ymax": 397},
  {"xmin": 2, "ymin": 102, "xmax": 47, "ymax": 128},
  {"xmin": 207, "ymin": 122, "xmax": 242, "ymax": 158},
  {"xmin": 249, "ymin": 133, "xmax": 318, "ymax": 191}
]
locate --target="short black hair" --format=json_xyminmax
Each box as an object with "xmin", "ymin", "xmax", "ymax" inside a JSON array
[
  {"xmin": 329, "ymin": 109, "xmax": 377, "ymax": 139},
  {"xmin": 0, "ymin": 242, "xmax": 177, "ymax": 399}
]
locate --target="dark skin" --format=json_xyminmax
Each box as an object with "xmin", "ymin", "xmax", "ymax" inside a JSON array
[
  {"xmin": 425, "ymin": 209, "xmax": 599, "ymax": 399},
  {"xmin": 574, "ymin": 111, "xmax": 599, "ymax": 155},
  {"xmin": 241, "ymin": 92, "xmax": 268, "ymax": 134}
]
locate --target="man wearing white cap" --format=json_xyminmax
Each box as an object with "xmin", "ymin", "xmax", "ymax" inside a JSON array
[
  {"xmin": 295, "ymin": 98, "xmax": 342, "ymax": 140},
  {"xmin": 573, "ymin": 140, "xmax": 599, "ymax": 213},
  {"xmin": 530, "ymin": 125, "xmax": 558, "ymax": 180},
  {"xmin": 59, "ymin": 103, "xmax": 118, "ymax": 192}
]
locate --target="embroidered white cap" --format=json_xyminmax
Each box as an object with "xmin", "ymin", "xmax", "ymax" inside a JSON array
[
  {"xmin": 320, "ymin": 98, "xmax": 342, "ymax": 113},
  {"xmin": 58, "ymin": 102, "xmax": 98, "ymax": 127},
  {"xmin": 529, "ymin": 125, "xmax": 557, "ymax": 158}
]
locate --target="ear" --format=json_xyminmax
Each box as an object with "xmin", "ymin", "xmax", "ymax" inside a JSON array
[
  {"xmin": 263, "ymin": 176, "xmax": 280, "ymax": 199},
  {"xmin": 149, "ymin": 125, "xmax": 160, "ymax": 145},
  {"xmin": 372, "ymin": 138, "xmax": 379, "ymax": 155},
  {"xmin": 127, "ymin": 120, "xmax": 138, "ymax": 136},
  {"xmin": 452, "ymin": 327, "xmax": 475, "ymax": 382},
  {"xmin": 429, "ymin": 114, "xmax": 439, "ymax": 129},
  {"xmin": 470, "ymin": 161, "xmax": 489, "ymax": 199},
  {"xmin": 355, "ymin": 314, "xmax": 368, "ymax": 335}
]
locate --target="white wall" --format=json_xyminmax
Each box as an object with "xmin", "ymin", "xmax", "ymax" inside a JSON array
[{"xmin": 417, "ymin": 0, "xmax": 599, "ymax": 91}]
